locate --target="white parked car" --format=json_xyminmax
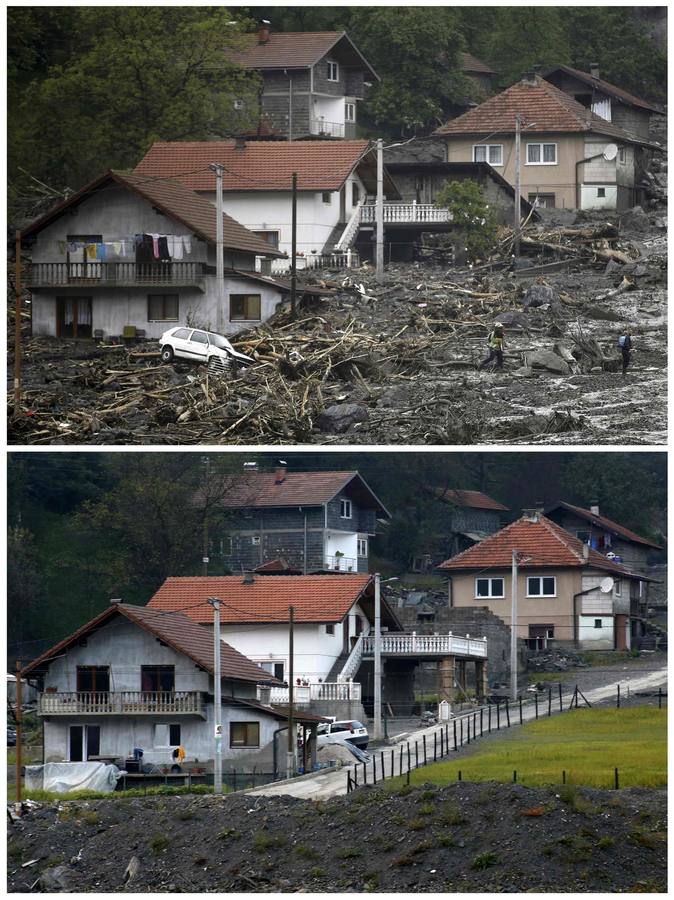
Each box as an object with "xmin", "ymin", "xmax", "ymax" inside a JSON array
[
  {"xmin": 316, "ymin": 720, "xmax": 369, "ymax": 749},
  {"xmin": 159, "ymin": 326, "xmax": 254, "ymax": 369}
]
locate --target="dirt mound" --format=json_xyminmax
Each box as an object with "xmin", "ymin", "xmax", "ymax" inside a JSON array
[{"xmin": 8, "ymin": 782, "xmax": 666, "ymax": 893}]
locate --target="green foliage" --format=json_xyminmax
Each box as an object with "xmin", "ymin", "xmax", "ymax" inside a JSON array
[
  {"xmin": 253, "ymin": 832, "xmax": 287, "ymax": 852},
  {"xmin": 150, "ymin": 835, "xmax": 170, "ymax": 855},
  {"xmin": 471, "ymin": 851, "xmax": 499, "ymax": 870},
  {"xmin": 435, "ymin": 180, "xmax": 498, "ymax": 263}
]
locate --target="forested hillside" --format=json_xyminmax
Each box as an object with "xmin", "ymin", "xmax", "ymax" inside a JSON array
[
  {"xmin": 8, "ymin": 452, "xmax": 666, "ymax": 664},
  {"xmin": 8, "ymin": 6, "xmax": 666, "ymax": 222}
]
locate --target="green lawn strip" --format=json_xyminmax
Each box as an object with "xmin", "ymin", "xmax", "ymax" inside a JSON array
[{"xmin": 394, "ymin": 708, "xmax": 666, "ymax": 789}]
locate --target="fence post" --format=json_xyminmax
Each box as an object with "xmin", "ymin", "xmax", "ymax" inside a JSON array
[
  {"xmin": 614, "ymin": 767, "xmax": 619, "ymax": 790},
  {"xmin": 505, "ymin": 698, "xmax": 511, "ymax": 727},
  {"xmin": 407, "ymin": 742, "xmax": 411, "ymax": 772},
  {"xmin": 519, "ymin": 697, "xmax": 523, "ymax": 725},
  {"xmin": 440, "ymin": 728, "xmax": 444, "ymax": 757},
  {"xmin": 658, "ymin": 687, "xmax": 662, "ymax": 709},
  {"xmin": 372, "ymin": 754, "xmax": 377, "ymax": 784},
  {"xmin": 496, "ymin": 703, "xmax": 501, "ymax": 730},
  {"xmin": 458, "ymin": 770, "xmax": 462, "ymax": 782},
  {"xmin": 363, "ymin": 761, "xmax": 367, "ymax": 786},
  {"xmin": 480, "ymin": 708, "xmax": 483, "ymax": 736},
  {"xmin": 488, "ymin": 705, "xmax": 492, "ymax": 733},
  {"xmin": 535, "ymin": 693, "xmax": 538, "ymax": 719},
  {"xmin": 354, "ymin": 765, "xmax": 358, "ymax": 788},
  {"xmin": 617, "ymin": 684, "xmax": 620, "ymax": 709},
  {"xmin": 548, "ymin": 688, "xmax": 552, "ymax": 716},
  {"xmin": 453, "ymin": 720, "xmax": 458, "ymax": 751},
  {"xmin": 460, "ymin": 717, "xmax": 464, "ymax": 746},
  {"xmin": 558, "ymin": 682, "xmax": 563, "ymax": 712},
  {"xmin": 513, "ymin": 770, "xmax": 517, "ymax": 783},
  {"xmin": 400, "ymin": 744, "xmax": 403, "ymax": 776},
  {"xmin": 562, "ymin": 770, "xmax": 566, "ymax": 785},
  {"xmin": 434, "ymin": 732, "xmax": 437, "ymax": 762},
  {"xmin": 423, "ymin": 734, "xmax": 427, "ymax": 766},
  {"xmin": 445, "ymin": 723, "xmax": 449, "ymax": 750},
  {"xmin": 415, "ymin": 741, "xmax": 419, "ymax": 769}
]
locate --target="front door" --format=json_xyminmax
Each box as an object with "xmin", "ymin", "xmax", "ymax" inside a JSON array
[{"xmin": 57, "ymin": 297, "xmax": 92, "ymax": 338}]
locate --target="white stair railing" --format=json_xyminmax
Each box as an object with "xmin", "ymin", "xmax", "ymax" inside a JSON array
[
  {"xmin": 337, "ymin": 632, "xmax": 365, "ymax": 682},
  {"xmin": 335, "ymin": 199, "xmax": 365, "ymax": 251}
]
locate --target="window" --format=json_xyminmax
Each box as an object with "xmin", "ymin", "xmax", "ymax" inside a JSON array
[
  {"xmin": 352, "ymin": 182, "xmax": 360, "ymax": 206},
  {"xmin": 345, "ymin": 101, "xmax": 356, "ymax": 122},
  {"xmin": 576, "ymin": 530, "xmax": 591, "ymax": 544},
  {"xmin": 527, "ymin": 576, "xmax": 556, "ymax": 597},
  {"xmin": 597, "ymin": 188, "xmax": 606, "ymax": 198},
  {"xmin": 148, "ymin": 294, "xmax": 179, "ymax": 322},
  {"xmin": 618, "ymin": 147, "xmax": 626, "ymax": 164},
  {"xmin": 322, "ymin": 191, "xmax": 332, "ymax": 204},
  {"xmin": 173, "ymin": 327, "xmax": 191, "ymax": 339},
  {"xmin": 475, "ymin": 577, "xmax": 504, "ymax": 599},
  {"xmin": 230, "ymin": 294, "xmax": 261, "ymax": 322},
  {"xmin": 169, "ymin": 724, "xmax": 181, "ymax": 746},
  {"xmin": 76, "ymin": 666, "xmax": 110, "ymax": 693},
  {"xmin": 191, "ymin": 330, "xmax": 208, "ymax": 344},
  {"xmin": 594, "ymin": 619, "xmax": 603, "ymax": 629},
  {"xmin": 259, "ymin": 661, "xmax": 285, "ymax": 681},
  {"xmin": 230, "ymin": 721, "xmax": 260, "ymax": 748},
  {"xmin": 327, "ymin": 61, "xmax": 339, "ymax": 82},
  {"xmin": 326, "ymin": 623, "xmax": 335, "ymax": 635},
  {"xmin": 251, "ymin": 535, "xmax": 261, "ymax": 545},
  {"xmin": 141, "ymin": 665, "xmax": 175, "ymax": 693},
  {"xmin": 252, "ymin": 231, "xmax": 279, "ymax": 249},
  {"xmin": 526, "ymin": 143, "xmax": 557, "ymax": 165},
  {"xmin": 614, "ymin": 579, "xmax": 621, "ymax": 596},
  {"xmin": 340, "ymin": 498, "xmax": 352, "ymax": 519},
  {"xmin": 357, "ymin": 537, "xmax": 368, "ymax": 557},
  {"xmin": 473, "ymin": 144, "xmax": 503, "ymax": 166}
]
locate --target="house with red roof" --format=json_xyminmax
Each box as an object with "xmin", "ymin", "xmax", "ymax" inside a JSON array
[
  {"xmin": 227, "ymin": 22, "xmax": 379, "ymax": 140},
  {"xmin": 201, "ymin": 463, "xmax": 390, "ymax": 575},
  {"xmin": 434, "ymin": 73, "xmax": 661, "ymax": 211},
  {"xmin": 134, "ymin": 138, "xmax": 400, "ymax": 262},
  {"xmin": 19, "ymin": 170, "xmax": 290, "ymax": 340},
  {"xmin": 438, "ymin": 510, "xmax": 650, "ymax": 651},
  {"xmin": 20, "ymin": 601, "xmax": 326, "ymax": 777}
]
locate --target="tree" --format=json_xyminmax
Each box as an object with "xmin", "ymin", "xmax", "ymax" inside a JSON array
[
  {"xmin": 435, "ymin": 180, "xmax": 498, "ymax": 263},
  {"xmin": 478, "ymin": 8, "xmax": 571, "ymax": 87}
]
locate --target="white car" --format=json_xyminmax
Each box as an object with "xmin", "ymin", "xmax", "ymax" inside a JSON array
[
  {"xmin": 159, "ymin": 326, "xmax": 254, "ymax": 369},
  {"xmin": 316, "ymin": 720, "xmax": 369, "ymax": 749}
]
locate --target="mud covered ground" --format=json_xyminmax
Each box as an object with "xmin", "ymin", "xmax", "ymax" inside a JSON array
[
  {"xmin": 8, "ymin": 218, "xmax": 666, "ymax": 446},
  {"xmin": 8, "ymin": 782, "xmax": 666, "ymax": 893}
]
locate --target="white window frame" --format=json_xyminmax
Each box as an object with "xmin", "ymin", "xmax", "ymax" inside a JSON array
[
  {"xmin": 327, "ymin": 60, "xmax": 339, "ymax": 82},
  {"xmin": 473, "ymin": 144, "xmax": 503, "ymax": 166},
  {"xmin": 340, "ymin": 498, "xmax": 352, "ymax": 519},
  {"xmin": 526, "ymin": 575, "xmax": 557, "ymax": 598},
  {"xmin": 526, "ymin": 142, "xmax": 558, "ymax": 165},
  {"xmin": 614, "ymin": 578, "xmax": 621, "ymax": 597},
  {"xmin": 345, "ymin": 100, "xmax": 356, "ymax": 123},
  {"xmin": 251, "ymin": 535, "xmax": 261, "ymax": 546},
  {"xmin": 475, "ymin": 577, "xmax": 505, "ymax": 599},
  {"xmin": 357, "ymin": 537, "xmax": 368, "ymax": 557}
]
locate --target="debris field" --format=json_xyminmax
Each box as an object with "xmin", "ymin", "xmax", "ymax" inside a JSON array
[
  {"xmin": 8, "ymin": 214, "xmax": 666, "ymax": 446},
  {"xmin": 7, "ymin": 781, "xmax": 667, "ymax": 893}
]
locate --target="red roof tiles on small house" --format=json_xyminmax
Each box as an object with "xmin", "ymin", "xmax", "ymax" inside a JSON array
[
  {"xmin": 434, "ymin": 75, "xmax": 646, "ymax": 144},
  {"xmin": 438, "ymin": 514, "xmax": 644, "ymax": 579},
  {"xmin": 435, "ymin": 489, "xmax": 508, "ymax": 512},
  {"xmin": 543, "ymin": 65, "xmax": 663, "ymax": 114},
  {"xmin": 547, "ymin": 501, "xmax": 663, "ymax": 550}
]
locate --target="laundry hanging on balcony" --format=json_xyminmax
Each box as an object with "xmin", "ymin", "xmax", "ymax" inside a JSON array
[{"xmin": 59, "ymin": 234, "xmax": 193, "ymax": 262}]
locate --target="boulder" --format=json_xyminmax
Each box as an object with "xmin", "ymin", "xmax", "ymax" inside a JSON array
[
  {"xmin": 523, "ymin": 283, "xmax": 558, "ymax": 309},
  {"xmin": 513, "ymin": 366, "xmax": 535, "ymax": 378},
  {"xmin": 317, "ymin": 403, "xmax": 369, "ymax": 434},
  {"xmin": 35, "ymin": 866, "xmax": 73, "ymax": 892},
  {"xmin": 524, "ymin": 349, "xmax": 571, "ymax": 375},
  {"xmin": 619, "ymin": 205, "xmax": 650, "ymax": 233},
  {"xmin": 493, "ymin": 311, "xmax": 528, "ymax": 328}
]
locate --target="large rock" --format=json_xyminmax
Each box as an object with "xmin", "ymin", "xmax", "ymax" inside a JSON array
[
  {"xmin": 317, "ymin": 403, "xmax": 369, "ymax": 434},
  {"xmin": 619, "ymin": 205, "xmax": 650, "ymax": 233},
  {"xmin": 523, "ymin": 283, "xmax": 558, "ymax": 309},
  {"xmin": 524, "ymin": 349, "xmax": 571, "ymax": 375}
]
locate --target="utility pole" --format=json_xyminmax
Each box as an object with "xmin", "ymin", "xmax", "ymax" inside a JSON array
[
  {"xmin": 209, "ymin": 164, "xmax": 225, "ymax": 333},
  {"xmin": 373, "ymin": 573, "xmax": 382, "ymax": 739},
  {"xmin": 375, "ymin": 138, "xmax": 384, "ymax": 282},
  {"xmin": 287, "ymin": 605, "xmax": 295, "ymax": 778},
  {"xmin": 290, "ymin": 172, "xmax": 297, "ymax": 316},
  {"xmin": 514, "ymin": 115, "xmax": 522, "ymax": 257},
  {"xmin": 202, "ymin": 456, "xmax": 210, "ymax": 576},
  {"xmin": 207, "ymin": 597, "xmax": 223, "ymax": 793},
  {"xmin": 15, "ymin": 660, "xmax": 22, "ymax": 812},
  {"xmin": 13, "ymin": 231, "xmax": 22, "ymax": 417},
  {"xmin": 510, "ymin": 550, "xmax": 519, "ymax": 702}
]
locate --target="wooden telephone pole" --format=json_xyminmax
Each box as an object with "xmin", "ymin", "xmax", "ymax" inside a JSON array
[{"xmin": 14, "ymin": 231, "xmax": 22, "ymax": 416}]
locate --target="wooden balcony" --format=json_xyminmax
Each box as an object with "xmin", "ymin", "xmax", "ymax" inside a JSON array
[
  {"xmin": 25, "ymin": 262, "xmax": 208, "ymax": 289},
  {"xmin": 38, "ymin": 691, "xmax": 206, "ymax": 717}
]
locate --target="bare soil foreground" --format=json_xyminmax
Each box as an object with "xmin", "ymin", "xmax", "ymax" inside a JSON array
[
  {"xmin": 8, "ymin": 782, "xmax": 666, "ymax": 892},
  {"xmin": 8, "ymin": 215, "xmax": 666, "ymax": 446}
]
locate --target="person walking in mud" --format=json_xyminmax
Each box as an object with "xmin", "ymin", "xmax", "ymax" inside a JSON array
[
  {"xmin": 618, "ymin": 332, "xmax": 633, "ymax": 376},
  {"xmin": 478, "ymin": 322, "xmax": 506, "ymax": 371}
]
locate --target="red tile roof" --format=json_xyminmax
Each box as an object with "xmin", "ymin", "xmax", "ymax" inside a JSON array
[
  {"xmin": 435, "ymin": 489, "xmax": 508, "ymax": 511},
  {"xmin": 148, "ymin": 574, "xmax": 374, "ymax": 624},
  {"xmin": 202, "ymin": 470, "xmax": 390, "ymax": 518},
  {"xmin": 544, "ymin": 65, "xmax": 663, "ymax": 114},
  {"xmin": 548, "ymin": 502, "xmax": 662, "ymax": 550},
  {"xmin": 438, "ymin": 515, "xmax": 642, "ymax": 578},
  {"xmin": 229, "ymin": 31, "xmax": 377, "ymax": 80},
  {"xmin": 21, "ymin": 603, "xmax": 276, "ymax": 684},
  {"xmin": 461, "ymin": 52, "xmax": 496, "ymax": 76},
  {"xmin": 134, "ymin": 140, "xmax": 377, "ymax": 192},
  {"xmin": 434, "ymin": 75, "xmax": 642, "ymax": 143},
  {"xmin": 21, "ymin": 171, "xmax": 283, "ymax": 257}
]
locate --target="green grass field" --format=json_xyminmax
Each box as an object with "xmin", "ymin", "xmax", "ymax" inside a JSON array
[{"xmin": 398, "ymin": 707, "xmax": 667, "ymax": 790}]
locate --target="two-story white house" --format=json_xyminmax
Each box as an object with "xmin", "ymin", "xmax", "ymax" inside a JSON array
[
  {"xmin": 133, "ymin": 139, "xmax": 400, "ymax": 262},
  {"xmin": 21, "ymin": 602, "xmax": 323, "ymax": 772},
  {"xmin": 20, "ymin": 170, "xmax": 288, "ymax": 340}
]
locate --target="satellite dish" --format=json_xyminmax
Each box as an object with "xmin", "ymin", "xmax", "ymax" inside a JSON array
[
  {"xmin": 602, "ymin": 143, "xmax": 618, "ymax": 161},
  {"xmin": 599, "ymin": 577, "xmax": 615, "ymax": 593}
]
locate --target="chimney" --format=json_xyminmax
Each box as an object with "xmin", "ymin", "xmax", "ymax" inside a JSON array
[
  {"xmin": 274, "ymin": 466, "xmax": 287, "ymax": 485},
  {"xmin": 242, "ymin": 572, "xmax": 255, "ymax": 585},
  {"xmin": 258, "ymin": 685, "xmax": 271, "ymax": 705},
  {"xmin": 522, "ymin": 508, "xmax": 540, "ymax": 523},
  {"xmin": 109, "ymin": 598, "xmax": 122, "ymax": 605},
  {"xmin": 234, "ymin": 136, "xmax": 246, "ymax": 152},
  {"xmin": 590, "ymin": 501, "xmax": 600, "ymax": 516},
  {"xmin": 582, "ymin": 543, "xmax": 590, "ymax": 561},
  {"xmin": 522, "ymin": 70, "xmax": 537, "ymax": 86},
  {"xmin": 243, "ymin": 460, "xmax": 258, "ymax": 472},
  {"xmin": 590, "ymin": 62, "xmax": 600, "ymax": 79},
  {"xmin": 258, "ymin": 20, "xmax": 270, "ymax": 44},
  {"xmin": 535, "ymin": 499, "xmax": 545, "ymax": 515}
]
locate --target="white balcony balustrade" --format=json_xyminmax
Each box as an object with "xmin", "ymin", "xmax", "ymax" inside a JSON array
[
  {"xmin": 361, "ymin": 633, "xmax": 488, "ymax": 658},
  {"xmin": 360, "ymin": 202, "xmax": 452, "ymax": 225},
  {"xmin": 38, "ymin": 690, "xmax": 206, "ymax": 717},
  {"xmin": 261, "ymin": 681, "xmax": 362, "ymax": 704}
]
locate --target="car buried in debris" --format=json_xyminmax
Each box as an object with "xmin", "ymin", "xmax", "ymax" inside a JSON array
[
  {"xmin": 316, "ymin": 719, "xmax": 369, "ymax": 749},
  {"xmin": 159, "ymin": 326, "xmax": 254, "ymax": 371}
]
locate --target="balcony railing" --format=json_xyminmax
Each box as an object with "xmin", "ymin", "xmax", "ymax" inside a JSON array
[
  {"xmin": 324, "ymin": 554, "xmax": 358, "ymax": 572},
  {"xmin": 268, "ymin": 250, "xmax": 359, "ymax": 276},
  {"xmin": 25, "ymin": 262, "xmax": 208, "ymax": 288},
  {"xmin": 310, "ymin": 118, "xmax": 346, "ymax": 138},
  {"xmin": 362, "ymin": 633, "xmax": 488, "ymax": 658},
  {"xmin": 360, "ymin": 203, "xmax": 453, "ymax": 225},
  {"xmin": 261, "ymin": 681, "xmax": 362, "ymax": 704},
  {"xmin": 38, "ymin": 690, "xmax": 206, "ymax": 717}
]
